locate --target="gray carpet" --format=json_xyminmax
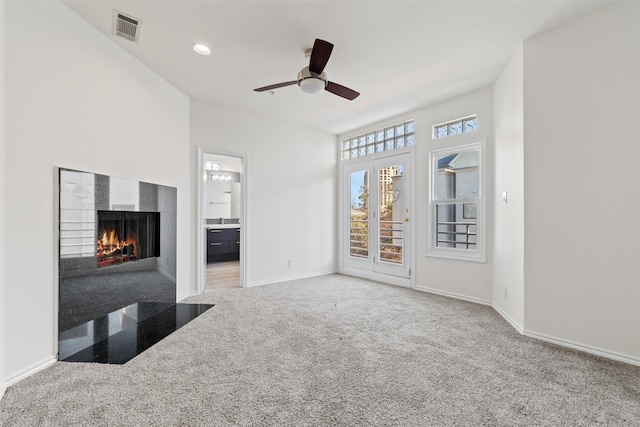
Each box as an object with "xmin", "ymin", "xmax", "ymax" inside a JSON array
[{"xmin": 1, "ymin": 274, "xmax": 639, "ymax": 426}]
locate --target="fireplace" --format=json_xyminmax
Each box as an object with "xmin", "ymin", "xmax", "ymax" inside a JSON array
[
  {"xmin": 96, "ymin": 211, "xmax": 160, "ymax": 268},
  {"xmin": 58, "ymin": 169, "xmax": 203, "ymax": 364},
  {"xmin": 59, "ymin": 168, "xmax": 177, "ymax": 335}
]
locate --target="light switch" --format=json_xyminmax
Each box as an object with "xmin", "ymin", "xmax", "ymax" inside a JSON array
[{"xmin": 502, "ymin": 192, "xmax": 508, "ymax": 204}]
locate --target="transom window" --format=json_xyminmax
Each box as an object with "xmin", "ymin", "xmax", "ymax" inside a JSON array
[
  {"xmin": 433, "ymin": 115, "xmax": 478, "ymax": 139},
  {"xmin": 341, "ymin": 120, "xmax": 414, "ymax": 160}
]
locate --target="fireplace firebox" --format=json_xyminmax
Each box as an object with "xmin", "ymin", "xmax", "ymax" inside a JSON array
[{"xmin": 96, "ymin": 210, "xmax": 160, "ymax": 268}]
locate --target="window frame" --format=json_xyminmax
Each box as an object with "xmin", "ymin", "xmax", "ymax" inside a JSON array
[{"xmin": 427, "ymin": 137, "xmax": 486, "ymax": 263}]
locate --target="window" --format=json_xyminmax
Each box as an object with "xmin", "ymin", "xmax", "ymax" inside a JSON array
[
  {"xmin": 433, "ymin": 115, "xmax": 478, "ymax": 139},
  {"xmin": 341, "ymin": 120, "xmax": 414, "ymax": 160},
  {"xmin": 428, "ymin": 138, "xmax": 485, "ymax": 262}
]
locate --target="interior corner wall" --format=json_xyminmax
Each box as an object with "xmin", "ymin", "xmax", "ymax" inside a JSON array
[
  {"xmin": 0, "ymin": 0, "xmax": 7, "ymax": 400},
  {"xmin": 190, "ymin": 99, "xmax": 338, "ymax": 286},
  {"xmin": 4, "ymin": 0, "xmax": 190, "ymax": 383},
  {"xmin": 492, "ymin": 45, "xmax": 524, "ymax": 329},
  {"xmin": 523, "ymin": 1, "xmax": 640, "ymax": 361}
]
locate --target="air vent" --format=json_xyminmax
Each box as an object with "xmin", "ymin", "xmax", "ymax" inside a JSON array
[{"xmin": 112, "ymin": 10, "xmax": 141, "ymax": 43}]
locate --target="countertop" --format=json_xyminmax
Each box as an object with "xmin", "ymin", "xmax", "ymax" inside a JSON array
[{"xmin": 205, "ymin": 224, "xmax": 241, "ymax": 229}]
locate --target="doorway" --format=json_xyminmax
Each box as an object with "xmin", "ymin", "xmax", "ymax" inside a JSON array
[
  {"xmin": 342, "ymin": 152, "xmax": 412, "ymax": 281},
  {"xmin": 197, "ymin": 149, "xmax": 246, "ymax": 292}
]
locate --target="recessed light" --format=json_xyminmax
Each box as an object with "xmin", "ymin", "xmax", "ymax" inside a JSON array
[{"xmin": 193, "ymin": 44, "xmax": 211, "ymax": 55}]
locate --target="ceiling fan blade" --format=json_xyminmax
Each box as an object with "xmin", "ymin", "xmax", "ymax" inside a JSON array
[
  {"xmin": 309, "ymin": 39, "xmax": 334, "ymax": 74},
  {"xmin": 254, "ymin": 81, "xmax": 298, "ymax": 92},
  {"xmin": 325, "ymin": 81, "xmax": 360, "ymax": 100}
]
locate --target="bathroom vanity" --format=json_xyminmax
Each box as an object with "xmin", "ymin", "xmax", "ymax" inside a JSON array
[{"xmin": 206, "ymin": 223, "xmax": 240, "ymax": 263}]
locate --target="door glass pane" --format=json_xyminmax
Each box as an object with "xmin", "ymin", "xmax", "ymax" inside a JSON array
[
  {"xmin": 378, "ymin": 164, "xmax": 403, "ymax": 264},
  {"xmin": 349, "ymin": 170, "xmax": 369, "ymax": 259}
]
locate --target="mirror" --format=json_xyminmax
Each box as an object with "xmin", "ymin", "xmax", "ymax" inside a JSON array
[{"xmin": 206, "ymin": 180, "xmax": 241, "ymax": 220}]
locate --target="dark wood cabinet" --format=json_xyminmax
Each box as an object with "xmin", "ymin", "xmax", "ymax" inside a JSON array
[{"xmin": 206, "ymin": 228, "xmax": 240, "ymax": 263}]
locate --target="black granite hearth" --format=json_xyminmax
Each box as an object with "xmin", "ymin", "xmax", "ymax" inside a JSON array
[{"xmin": 59, "ymin": 302, "xmax": 213, "ymax": 364}]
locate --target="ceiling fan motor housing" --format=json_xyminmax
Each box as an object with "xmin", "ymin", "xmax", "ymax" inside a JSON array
[{"xmin": 298, "ymin": 66, "xmax": 327, "ymax": 94}]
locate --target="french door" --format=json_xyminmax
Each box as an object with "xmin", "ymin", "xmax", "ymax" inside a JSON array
[{"xmin": 343, "ymin": 153, "xmax": 411, "ymax": 278}]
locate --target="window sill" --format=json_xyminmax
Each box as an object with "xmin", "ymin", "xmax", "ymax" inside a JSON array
[{"xmin": 425, "ymin": 250, "xmax": 486, "ymax": 263}]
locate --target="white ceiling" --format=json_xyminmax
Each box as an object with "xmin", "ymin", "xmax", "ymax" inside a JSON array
[{"xmin": 62, "ymin": 0, "xmax": 611, "ymax": 135}]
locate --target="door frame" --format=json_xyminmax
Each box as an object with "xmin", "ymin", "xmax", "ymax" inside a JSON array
[
  {"xmin": 338, "ymin": 148, "xmax": 415, "ymax": 288},
  {"xmin": 196, "ymin": 147, "xmax": 247, "ymax": 293}
]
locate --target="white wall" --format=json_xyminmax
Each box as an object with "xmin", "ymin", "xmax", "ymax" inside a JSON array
[
  {"xmin": 339, "ymin": 86, "xmax": 494, "ymax": 303},
  {"xmin": 4, "ymin": 0, "xmax": 190, "ymax": 382},
  {"xmin": 0, "ymin": 0, "xmax": 7, "ymax": 400},
  {"xmin": 523, "ymin": 1, "xmax": 640, "ymax": 361},
  {"xmin": 191, "ymin": 100, "xmax": 338, "ymax": 286},
  {"xmin": 492, "ymin": 45, "xmax": 525, "ymax": 329},
  {"xmin": 414, "ymin": 87, "xmax": 493, "ymax": 303}
]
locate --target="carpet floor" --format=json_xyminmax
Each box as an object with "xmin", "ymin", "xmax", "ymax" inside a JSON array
[{"xmin": 1, "ymin": 274, "xmax": 639, "ymax": 426}]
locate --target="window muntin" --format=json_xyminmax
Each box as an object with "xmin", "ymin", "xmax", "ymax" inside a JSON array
[
  {"xmin": 428, "ymin": 138, "xmax": 485, "ymax": 262},
  {"xmin": 433, "ymin": 115, "xmax": 477, "ymax": 139},
  {"xmin": 341, "ymin": 120, "xmax": 414, "ymax": 161}
]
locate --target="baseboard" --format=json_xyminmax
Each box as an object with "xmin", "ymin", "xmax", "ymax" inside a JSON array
[
  {"xmin": 417, "ymin": 289, "xmax": 639, "ymax": 367},
  {"xmin": 413, "ymin": 285, "xmax": 492, "ymax": 306},
  {"xmin": 247, "ymin": 269, "xmax": 338, "ymax": 288},
  {"xmin": 339, "ymin": 268, "xmax": 411, "ymax": 288},
  {"xmin": 523, "ymin": 330, "xmax": 640, "ymax": 367},
  {"xmin": 157, "ymin": 267, "xmax": 176, "ymax": 284},
  {"xmin": 177, "ymin": 290, "xmax": 199, "ymax": 302},
  {"xmin": 6, "ymin": 356, "xmax": 57, "ymax": 387},
  {"xmin": 0, "ymin": 382, "xmax": 6, "ymax": 400},
  {"xmin": 492, "ymin": 303, "xmax": 524, "ymax": 334}
]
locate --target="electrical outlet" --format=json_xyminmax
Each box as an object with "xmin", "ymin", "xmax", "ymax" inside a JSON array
[{"xmin": 288, "ymin": 259, "xmax": 293, "ymax": 268}]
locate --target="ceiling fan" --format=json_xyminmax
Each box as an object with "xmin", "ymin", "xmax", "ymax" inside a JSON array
[{"xmin": 253, "ymin": 39, "xmax": 360, "ymax": 101}]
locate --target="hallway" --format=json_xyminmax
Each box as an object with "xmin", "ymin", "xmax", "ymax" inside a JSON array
[{"xmin": 206, "ymin": 261, "xmax": 240, "ymax": 290}]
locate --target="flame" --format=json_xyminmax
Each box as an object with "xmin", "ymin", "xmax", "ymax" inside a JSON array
[
  {"xmin": 100, "ymin": 230, "xmax": 118, "ymax": 247},
  {"xmin": 97, "ymin": 229, "xmax": 136, "ymax": 266},
  {"xmin": 98, "ymin": 229, "xmax": 123, "ymax": 253}
]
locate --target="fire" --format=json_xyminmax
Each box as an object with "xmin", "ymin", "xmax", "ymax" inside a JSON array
[
  {"xmin": 97, "ymin": 229, "xmax": 136, "ymax": 267},
  {"xmin": 100, "ymin": 230, "xmax": 118, "ymax": 248},
  {"xmin": 98, "ymin": 229, "xmax": 125, "ymax": 254}
]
